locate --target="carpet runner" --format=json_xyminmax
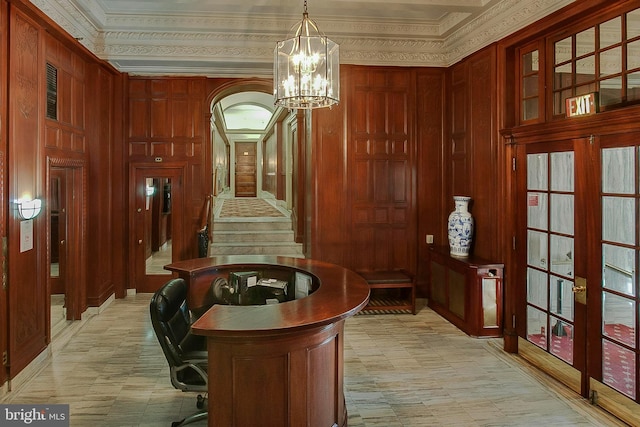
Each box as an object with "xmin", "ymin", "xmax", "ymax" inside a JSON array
[
  {"xmin": 528, "ymin": 323, "xmax": 636, "ymax": 399},
  {"xmin": 219, "ymin": 198, "xmax": 284, "ymax": 218}
]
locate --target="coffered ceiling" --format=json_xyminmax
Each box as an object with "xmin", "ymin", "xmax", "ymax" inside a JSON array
[{"xmin": 31, "ymin": 0, "xmax": 574, "ymax": 78}]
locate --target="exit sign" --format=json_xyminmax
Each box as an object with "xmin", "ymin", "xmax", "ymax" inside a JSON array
[{"xmin": 566, "ymin": 93, "xmax": 598, "ymax": 118}]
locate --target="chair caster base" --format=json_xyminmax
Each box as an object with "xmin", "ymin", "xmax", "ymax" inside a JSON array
[
  {"xmin": 196, "ymin": 394, "xmax": 205, "ymax": 409},
  {"xmin": 171, "ymin": 409, "xmax": 207, "ymax": 426}
]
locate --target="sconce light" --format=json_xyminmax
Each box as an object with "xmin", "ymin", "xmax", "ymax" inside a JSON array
[{"xmin": 15, "ymin": 198, "xmax": 42, "ymax": 220}]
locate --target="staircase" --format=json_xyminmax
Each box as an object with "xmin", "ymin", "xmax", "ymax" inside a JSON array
[{"xmin": 209, "ymin": 202, "xmax": 304, "ymax": 258}]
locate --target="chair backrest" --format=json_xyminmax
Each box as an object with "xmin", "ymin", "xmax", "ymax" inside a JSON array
[{"xmin": 150, "ymin": 278, "xmax": 193, "ymax": 368}]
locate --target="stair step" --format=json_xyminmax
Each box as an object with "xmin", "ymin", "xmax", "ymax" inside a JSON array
[
  {"xmin": 213, "ymin": 219, "xmax": 293, "ymax": 231},
  {"xmin": 210, "ymin": 200, "xmax": 302, "ymax": 257},
  {"xmin": 209, "ymin": 241, "xmax": 303, "ymax": 256},
  {"xmin": 213, "ymin": 230, "xmax": 295, "ymax": 243}
]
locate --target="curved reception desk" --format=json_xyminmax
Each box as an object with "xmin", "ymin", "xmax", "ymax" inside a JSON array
[{"xmin": 165, "ymin": 256, "xmax": 370, "ymax": 427}]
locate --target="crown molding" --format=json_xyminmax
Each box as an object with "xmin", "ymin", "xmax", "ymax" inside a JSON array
[
  {"xmin": 30, "ymin": 0, "xmax": 574, "ymax": 76},
  {"xmin": 444, "ymin": 0, "xmax": 574, "ymax": 64}
]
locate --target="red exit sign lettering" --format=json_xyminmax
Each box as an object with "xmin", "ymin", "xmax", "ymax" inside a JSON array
[{"xmin": 565, "ymin": 93, "xmax": 598, "ymax": 118}]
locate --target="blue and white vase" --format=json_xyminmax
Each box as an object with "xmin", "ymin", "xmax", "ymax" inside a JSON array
[{"xmin": 447, "ymin": 196, "xmax": 474, "ymax": 257}]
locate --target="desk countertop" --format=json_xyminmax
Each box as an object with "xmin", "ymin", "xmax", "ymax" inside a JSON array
[{"xmin": 165, "ymin": 256, "xmax": 370, "ymax": 338}]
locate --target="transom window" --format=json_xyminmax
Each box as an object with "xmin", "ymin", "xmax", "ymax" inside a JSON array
[
  {"xmin": 518, "ymin": 7, "xmax": 640, "ymax": 123},
  {"xmin": 552, "ymin": 8, "xmax": 640, "ymax": 116}
]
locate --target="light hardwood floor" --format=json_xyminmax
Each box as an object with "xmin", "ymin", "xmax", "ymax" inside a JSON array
[{"xmin": 2, "ymin": 296, "xmax": 628, "ymax": 426}]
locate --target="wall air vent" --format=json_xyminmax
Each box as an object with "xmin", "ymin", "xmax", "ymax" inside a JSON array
[{"xmin": 46, "ymin": 63, "xmax": 57, "ymax": 120}]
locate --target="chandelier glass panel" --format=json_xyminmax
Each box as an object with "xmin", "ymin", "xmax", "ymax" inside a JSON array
[{"xmin": 274, "ymin": 1, "xmax": 339, "ymax": 109}]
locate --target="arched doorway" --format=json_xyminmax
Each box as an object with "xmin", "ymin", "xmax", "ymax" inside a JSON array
[
  {"xmin": 207, "ymin": 80, "xmax": 305, "ymax": 248},
  {"xmin": 208, "ymin": 82, "xmax": 295, "ymax": 207}
]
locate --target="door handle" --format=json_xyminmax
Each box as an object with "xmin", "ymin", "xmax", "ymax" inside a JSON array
[
  {"xmin": 138, "ymin": 239, "xmax": 143, "ymax": 245},
  {"xmin": 573, "ymin": 276, "xmax": 587, "ymax": 305}
]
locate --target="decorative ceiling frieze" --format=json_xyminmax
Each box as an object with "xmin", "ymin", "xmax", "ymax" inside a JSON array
[{"xmin": 29, "ymin": 0, "xmax": 574, "ymax": 77}]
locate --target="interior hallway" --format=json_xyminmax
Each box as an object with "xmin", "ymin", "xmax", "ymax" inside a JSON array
[{"xmin": 1, "ymin": 295, "xmax": 628, "ymax": 426}]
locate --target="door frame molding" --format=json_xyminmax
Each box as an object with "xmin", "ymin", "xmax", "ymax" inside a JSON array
[
  {"xmin": 128, "ymin": 161, "xmax": 187, "ymax": 293},
  {"xmin": 46, "ymin": 157, "xmax": 86, "ymax": 327}
]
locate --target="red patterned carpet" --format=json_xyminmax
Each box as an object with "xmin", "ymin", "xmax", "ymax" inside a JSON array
[
  {"xmin": 219, "ymin": 198, "xmax": 284, "ymax": 218},
  {"xmin": 528, "ymin": 323, "xmax": 636, "ymax": 399}
]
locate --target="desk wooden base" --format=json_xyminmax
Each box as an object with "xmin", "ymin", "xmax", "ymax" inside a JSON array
[
  {"xmin": 207, "ymin": 321, "xmax": 346, "ymax": 427},
  {"xmin": 171, "ymin": 256, "xmax": 370, "ymax": 427}
]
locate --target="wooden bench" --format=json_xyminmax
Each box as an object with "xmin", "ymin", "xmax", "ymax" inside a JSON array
[{"xmin": 359, "ymin": 270, "xmax": 416, "ymax": 314}]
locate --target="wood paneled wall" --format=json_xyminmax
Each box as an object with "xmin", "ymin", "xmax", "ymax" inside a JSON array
[
  {"xmin": 416, "ymin": 69, "xmax": 447, "ymax": 295},
  {"xmin": 7, "ymin": 6, "xmax": 47, "ymax": 379},
  {"xmin": 0, "ymin": 0, "xmax": 7, "ymax": 388},
  {"xmin": 127, "ymin": 78, "xmax": 210, "ymax": 262},
  {"xmin": 348, "ymin": 67, "xmax": 417, "ymax": 273},
  {"xmin": 85, "ymin": 63, "xmax": 125, "ymax": 304},
  {"xmin": 310, "ymin": 66, "xmax": 423, "ymax": 275},
  {"xmin": 3, "ymin": 0, "xmax": 124, "ymax": 379},
  {"xmin": 43, "ymin": 32, "xmax": 88, "ymax": 321},
  {"xmin": 447, "ymin": 45, "xmax": 501, "ymax": 262}
]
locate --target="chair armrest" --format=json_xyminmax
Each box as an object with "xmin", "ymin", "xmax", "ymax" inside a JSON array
[{"xmin": 171, "ymin": 359, "xmax": 208, "ymax": 390}]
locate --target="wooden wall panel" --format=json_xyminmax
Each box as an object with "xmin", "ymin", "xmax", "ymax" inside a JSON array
[
  {"xmin": 468, "ymin": 49, "xmax": 499, "ymax": 260},
  {"xmin": 58, "ymin": 71, "xmax": 72, "ymax": 124},
  {"xmin": 128, "ymin": 99, "xmax": 149, "ymax": 139},
  {"xmin": 346, "ymin": 66, "xmax": 416, "ymax": 273},
  {"xmin": 8, "ymin": 7, "xmax": 46, "ymax": 378},
  {"xmin": 450, "ymin": 62, "xmax": 470, "ymax": 198},
  {"xmin": 444, "ymin": 45, "xmax": 499, "ymax": 261},
  {"xmin": 150, "ymin": 99, "xmax": 170, "ymax": 138},
  {"xmin": 42, "ymin": 30, "xmax": 94, "ymax": 319},
  {"xmin": 86, "ymin": 64, "xmax": 120, "ymax": 306},
  {"xmin": 309, "ymin": 90, "xmax": 346, "ymax": 263},
  {"xmin": 0, "ymin": 0, "xmax": 8, "ymax": 388},
  {"xmin": 45, "ymin": 125, "xmax": 59, "ymax": 148},
  {"xmin": 415, "ymin": 68, "xmax": 449, "ymax": 296},
  {"xmin": 0, "ymin": 0, "xmax": 125, "ymax": 384},
  {"xmin": 72, "ymin": 74, "xmax": 84, "ymax": 129},
  {"xmin": 126, "ymin": 77, "xmax": 210, "ymax": 271}
]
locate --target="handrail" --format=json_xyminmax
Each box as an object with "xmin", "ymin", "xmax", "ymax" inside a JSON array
[
  {"xmin": 196, "ymin": 194, "xmax": 214, "ymax": 258},
  {"xmin": 197, "ymin": 194, "xmax": 213, "ymax": 241}
]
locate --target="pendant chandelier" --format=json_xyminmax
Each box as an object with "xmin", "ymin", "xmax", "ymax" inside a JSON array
[{"xmin": 274, "ymin": 0, "xmax": 339, "ymax": 110}]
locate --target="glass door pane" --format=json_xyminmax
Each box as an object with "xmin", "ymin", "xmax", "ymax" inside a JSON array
[
  {"xmin": 526, "ymin": 150, "xmax": 576, "ymax": 364},
  {"xmin": 601, "ymin": 146, "xmax": 638, "ymax": 399}
]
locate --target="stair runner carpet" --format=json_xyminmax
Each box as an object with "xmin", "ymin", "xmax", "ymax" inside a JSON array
[{"xmin": 219, "ymin": 198, "xmax": 284, "ymax": 218}]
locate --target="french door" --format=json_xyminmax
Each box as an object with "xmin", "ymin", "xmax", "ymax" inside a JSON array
[{"xmin": 517, "ymin": 134, "xmax": 639, "ymax": 420}]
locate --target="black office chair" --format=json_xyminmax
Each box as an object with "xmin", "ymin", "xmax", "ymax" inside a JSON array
[{"xmin": 150, "ymin": 278, "xmax": 208, "ymax": 427}]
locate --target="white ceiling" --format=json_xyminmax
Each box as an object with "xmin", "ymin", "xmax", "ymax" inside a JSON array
[{"xmin": 30, "ymin": 0, "xmax": 574, "ymax": 140}]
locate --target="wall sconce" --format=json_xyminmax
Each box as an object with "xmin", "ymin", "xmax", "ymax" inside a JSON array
[{"xmin": 15, "ymin": 198, "xmax": 42, "ymax": 220}]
